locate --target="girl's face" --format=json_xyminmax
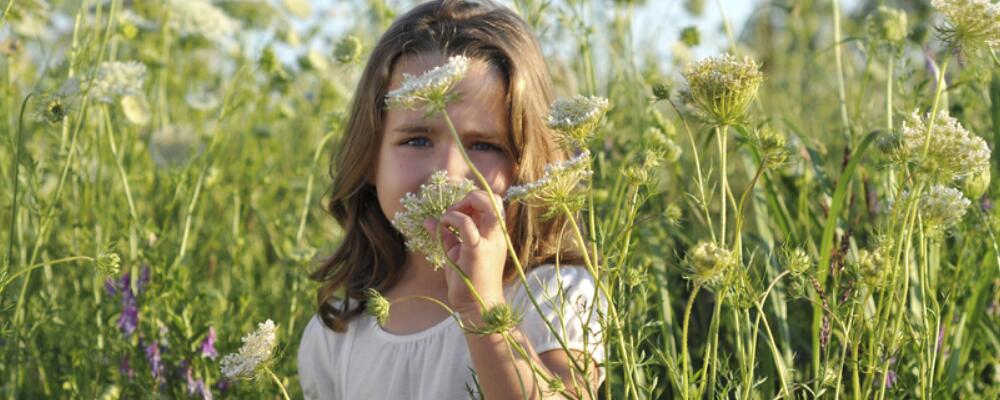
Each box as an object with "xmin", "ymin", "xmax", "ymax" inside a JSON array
[{"xmin": 374, "ymin": 53, "xmax": 513, "ymax": 228}]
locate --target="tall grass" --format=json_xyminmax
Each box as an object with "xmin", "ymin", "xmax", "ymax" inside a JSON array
[{"xmin": 1, "ymin": 0, "xmax": 998, "ymax": 398}]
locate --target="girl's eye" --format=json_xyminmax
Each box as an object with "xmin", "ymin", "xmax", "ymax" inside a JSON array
[
  {"xmin": 403, "ymin": 137, "xmax": 431, "ymax": 147},
  {"xmin": 470, "ymin": 142, "xmax": 502, "ymax": 152}
]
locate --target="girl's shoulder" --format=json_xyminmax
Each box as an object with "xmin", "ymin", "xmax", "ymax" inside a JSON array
[{"xmin": 505, "ymin": 263, "xmax": 601, "ymax": 305}]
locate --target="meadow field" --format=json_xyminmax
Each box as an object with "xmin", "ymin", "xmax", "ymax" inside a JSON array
[{"xmin": 2, "ymin": 0, "xmax": 999, "ymax": 398}]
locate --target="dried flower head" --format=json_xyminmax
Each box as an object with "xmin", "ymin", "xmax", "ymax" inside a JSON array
[
  {"xmin": 90, "ymin": 61, "xmax": 146, "ymax": 103},
  {"xmin": 866, "ymin": 6, "xmax": 909, "ymax": 48},
  {"xmin": 682, "ymin": 54, "xmax": 763, "ymax": 126},
  {"xmin": 897, "ymin": 110, "xmax": 991, "ymax": 183},
  {"xmin": 684, "ymin": 241, "xmax": 738, "ymax": 290},
  {"xmin": 220, "ymin": 319, "xmax": 278, "ymax": 380},
  {"xmin": 364, "ymin": 288, "xmax": 391, "ymax": 326},
  {"xmin": 897, "ymin": 185, "xmax": 971, "ymax": 237},
  {"xmin": 851, "ymin": 248, "xmax": 891, "ymax": 290},
  {"xmin": 385, "ymin": 55, "xmax": 470, "ymax": 114},
  {"xmin": 168, "ymin": 0, "xmax": 240, "ymax": 42},
  {"xmin": 960, "ymin": 167, "xmax": 991, "ymax": 199},
  {"xmin": 931, "ymin": 0, "xmax": 1000, "ymax": 55},
  {"xmin": 505, "ymin": 151, "xmax": 593, "ymax": 220},
  {"xmin": 546, "ymin": 96, "xmax": 610, "ymax": 150},
  {"xmin": 391, "ymin": 170, "xmax": 477, "ymax": 269},
  {"xmin": 334, "ymin": 36, "xmax": 363, "ymax": 65},
  {"xmin": 464, "ymin": 303, "xmax": 522, "ymax": 336}
]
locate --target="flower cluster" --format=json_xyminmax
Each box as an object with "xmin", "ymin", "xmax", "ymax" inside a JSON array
[
  {"xmin": 546, "ymin": 95, "xmax": 610, "ymax": 150},
  {"xmin": 865, "ymin": 5, "xmax": 909, "ymax": 48},
  {"xmin": 391, "ymin": 170, "xmax": 477, "ymax": 269},
  {"xmin": 896, "ymin": 110, "xmax": 990, "ymax": 183},
  {"xmin": 168, "ymin": 0, "xmax": 240, "ymax": 43},
  {"xmin": 781, "ymin": 247, "xmax": 812, "ymax": 275},
  {"xmin": 96, "ymin": 252, "xmax": 121, "ymax": 276},
  {"xmin": 684, "ymin": 241, "xmax": 738, "ymax": 290},
  {"xmin": 365, "ymin": 288, "xmax": 391, "ymax": 326},
  {"xmin": 897, "ymin": 185, "xmax": 971, "ymax": 237},
  {"xmin": 682, "ymin": 54, "xmax": 763, "ymax": 127},
  {"xmin": 463, "ymin": 303, "xmax": 523, "ymax": 336},
  {"xmin": 90, "ymin": 61, "xmax": 146, "ymax": 103},
  {"xmin": 220, "ymin": 319, "xmax": 278, "ymax": 380},
  {"xmin": 505, "ymin": 151, "xmax": 593, "ymax": 220},
  {"xmin": 748, "ymin": 125, "xmax": 789, "ymax": 169},
  {"xmin": 931, "ymin": 0, "xmax": 1000, "ymax": 55},
  {"xmin": 334, "ymin": 36, "xmax": 363, "ymax": 65},
  {"xmin": 385, "ymin": 55, "xmax": 470, "ymax": 114}
]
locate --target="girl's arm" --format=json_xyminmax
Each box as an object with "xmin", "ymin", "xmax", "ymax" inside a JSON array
[{"xmin": 460, "ymin": 304, "xmax": 599, "ymax": 400}]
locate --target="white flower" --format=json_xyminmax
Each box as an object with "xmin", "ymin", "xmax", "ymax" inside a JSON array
[
  {"xmin": 897, "ymin": 185, "xmax": 971, "ymax": 236},
  {"xmin": 506, "ymin": 151, "xmax": 593, "ymax": 219},
  {"xmin": 220, "ymin": 319, "xmax": 278, "ymax": 379},
  {"xmin": 546, "ymin": 95, "xmax": 610, "ymax": 150},
  {"xmin": 931, "ymin": 0, "xmax": 1000, "ymax": 53},
  {"xmin": 898, "ymin": 109, "xmax": 991, "ymax": 183},
  {"xmin": 391, "ymin": 171, "xmax": 477, "ymax": 269},
  {"xmin": 385, "ymin": 55, "xmax": 470, "ymax": 112},
  {"xmin": 168, "ymin": 0, "xmax": 240, "ymax": 42},
  {"xmin": 90, "ymin": 61, "xmax": 146, "ymax": 103}
]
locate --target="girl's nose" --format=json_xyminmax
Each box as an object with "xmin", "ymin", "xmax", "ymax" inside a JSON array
[{"xmin": 441, "ymin": 141, "xmax": 471, "ymax": 180}]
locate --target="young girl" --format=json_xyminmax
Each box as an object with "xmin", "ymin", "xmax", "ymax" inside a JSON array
[{"xmin": 298, "ymin": 1, "xmax": 606, "ymax": 398}]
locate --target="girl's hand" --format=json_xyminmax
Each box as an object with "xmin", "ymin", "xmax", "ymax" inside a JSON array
[{"xmin": 424, "ymin": 190, "xmax": 508, "ymax": 315}]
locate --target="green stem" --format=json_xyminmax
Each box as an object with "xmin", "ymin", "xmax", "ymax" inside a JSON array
[
  {"xmin": 6, "ymin": 94, "xmax": 32, "ymax": 265},
  {"xmin": 265, "ymin": 367, "xmax": 291, "ymax": 400},
  {"xmin": 681, "ymin": 285, "xmax": 701, "ymax": 400},
  {"xmin": 717, "ymin": 125, "xmax": 729, "ymax": 246},
  {"xmin": 1, "ymin": 256, "xmax": 96, "ymax": 289}
]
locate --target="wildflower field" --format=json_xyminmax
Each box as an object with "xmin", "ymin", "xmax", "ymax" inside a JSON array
[{"xmin": 3, "ymin": 0, "xmax": 1000, "ymax": 398}]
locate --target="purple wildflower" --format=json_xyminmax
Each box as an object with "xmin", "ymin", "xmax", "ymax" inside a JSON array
[
  {"xmin": 119, "ymin": 356, "xmax": 135, "ymax": 381},
  {"xmin": 215, "ymin": 378, "xmax": 230, "ymax": 394},
  {"xmin": 186, "ymin": 364, "xmax": 214, "ymax": 400},
  {"xmin": 145, "ymin": 341, "xmax": 163, "ymax": 380},
  {"xmin": 117, "ymin": 290, "xmax": 139, "ymax": 336},
  {"xmin": 200, "ymin": 327, "xmax": 218, "ymax": 359},
  {"xmin": 104, "ymin": 278, "xmax": 118, "ymax": 296},
  {"xmin": 137, "ymin": 265, "xmax": 151, "ymax": 295}
]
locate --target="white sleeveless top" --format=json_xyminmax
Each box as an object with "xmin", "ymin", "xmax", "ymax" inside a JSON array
[{"xmin": 297, "ymin": 264, "xmax": 607, "ymax": 399}]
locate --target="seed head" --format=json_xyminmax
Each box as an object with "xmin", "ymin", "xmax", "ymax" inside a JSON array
[
  {"xmin": 682, "ymin": 54, "xmax": 763, "ymax": 127},
  {"xmin": 931, "ymin": 0, "xmax": 1000, "ymax": 55},
  {"xmin": 365, "ymin": 288, "xmax": 391, "ymax": 326},
  {"xmin": 960, "ymin": 167, "xmax": 991, "ymax": 199},
  {"xmin": 748, "ymin": 125, "xmax": 789, "ymax": 168},
  {"xmin": 220, "ymin": 319, "xmax": 278, "ymax": 380},
  {"xmin": 385, "ymin": 55, "xmax": 470, "ymax": 114},
  {"xmin": 464, "ymin": 303, "xmax": 522, "ymax": 336},
  {"xmin": 505, "ymin": 151, "xmax": 593, "ymax": 220},
  {"xmin": 684, "ymin": 241, "xmax": 738, "ymax": 290},
  {"xmin": 391, "ymin": 170, "xmax": 477, "ymax": 269},
  {"xmin": 781, "ymin": 247, "xmax": 812, "ymax": 275},
  {"xmin": 898, "ymin": 110, "xmax": 991, "ymax": 183},
  {"xmin": 865, "ymin": 6, "xmax": 909, "ymax": 48},
  {"xmin": 546, "ymin": 95, "xmax": 610, "ymax": 150},
  {"xmin": 334, "ymin": 36, "xmax": 363, "ymax": 65},
  {"xmin": 96, "ymin": 252, "xmax": 121, "ymax": 276}
]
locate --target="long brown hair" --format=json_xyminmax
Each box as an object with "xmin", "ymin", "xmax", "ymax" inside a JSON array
[{"xmin": 312, "ymin": 0, "xmax": 580, "ymax": 332}]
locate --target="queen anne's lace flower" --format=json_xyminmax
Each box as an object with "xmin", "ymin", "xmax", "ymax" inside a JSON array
[
  {"xmin": 682, "ymin": 54, "xmax": 763, "ymax": 126},
  {"xmin": 897, "ymin": 185, "xmax": 971, "ymax": 237},
  {"xmin": 220, "ymin": 319, "xmax": 278, "ymax": 380},
  {"xmin": 90, "ymin": 61, "xmax": 146, "ymax": 103},
  {"xmin": 168, "ymin": 0, "xmax": 240, "ymax": 42},
  {"xmin": 385, "ymin": 55, "xmax": 470, "ymax": 113},
  {"xmin": 546, "ymin": 95, "xmax": 610, "ymax": 150},
  {"xmin": 931, "ymin": 0, "xmax": 1000, "ymax": 54},
  {"xmin": 391, "ymin": 170, "xmax": 477, "ymax": 269},
  {"xmin": 898, "ymin": 110, "xmax": 991, "ymax": 183},
  {"xmin": 505, "ymin": 151, "xmax": 593, "ymax": 219},
  {"xmin": 365, "ymin": 288, "xmax": 391, "ymax": 326}
]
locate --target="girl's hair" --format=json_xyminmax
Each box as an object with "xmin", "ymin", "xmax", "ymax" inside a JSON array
[{"xmin": 312, "ymin": 0, "xmax": 579, "ymax": 332}]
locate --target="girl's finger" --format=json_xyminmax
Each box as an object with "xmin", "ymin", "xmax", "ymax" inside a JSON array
[
  {"xmin": 449, "ymin": 190, "xmax": 504, "ymax": 236},
  {"xmin": 439, "ymin": 210, "xmax": 481, "ymax": 248}
]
